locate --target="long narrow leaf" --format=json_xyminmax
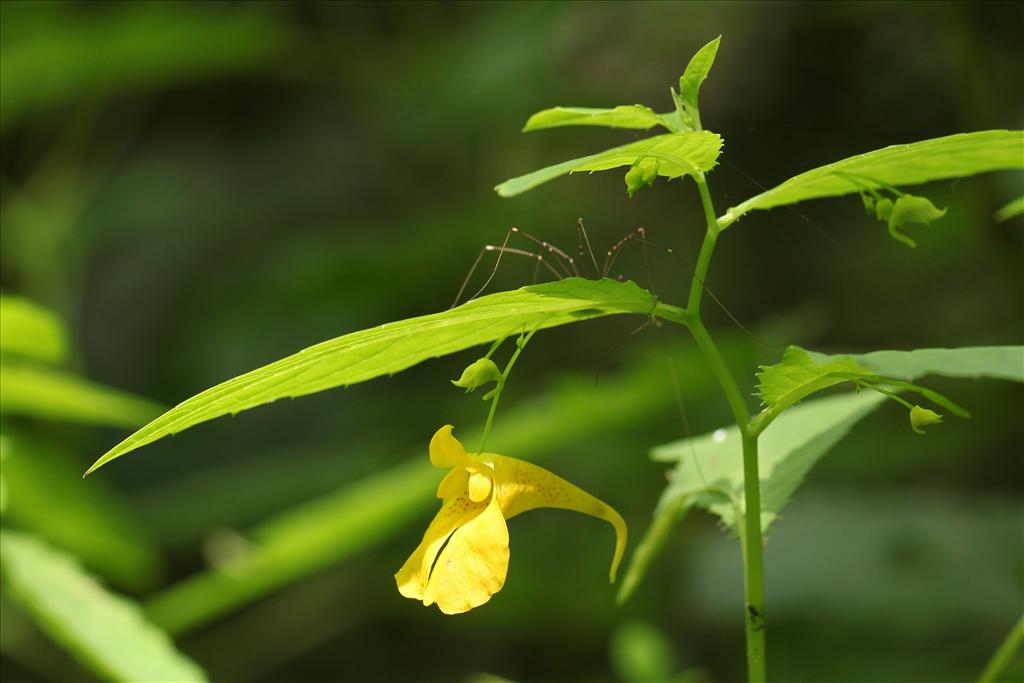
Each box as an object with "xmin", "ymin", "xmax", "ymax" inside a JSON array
[
  {"xmin": 494, "ymin": 130, "xmax": 722, "ymax": 197},
  {"xmin": 720, "ymin": 130, "xmax": 1024, "ymax": 227},
  {"xmin": 522, "ymin": 105, "xmax": 668, "ymax": 132},
  {"xmin": 809, "ymin": 345, "xmax": 1024, "ymax": 383},
  {"xmin": 676, "ymin": 35, "xmax": 720, "ymax": 130},
  {"xmin": 88, "ymin": 278, "xmax": 656, "ymax": 474}
]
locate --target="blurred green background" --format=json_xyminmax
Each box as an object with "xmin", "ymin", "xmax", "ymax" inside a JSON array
[{"xmin": 1, "ymin": 2, "xmax": 1022, "ymax": 682}]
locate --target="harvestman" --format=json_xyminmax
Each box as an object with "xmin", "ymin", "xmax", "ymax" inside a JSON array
[{"xmin": 451, "ymin": 219, "xmax": 672, "ymax": 308}]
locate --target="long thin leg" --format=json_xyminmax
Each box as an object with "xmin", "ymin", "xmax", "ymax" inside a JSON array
[
  {"xmin": 602, "ymin": 227, "xmax": 648, "ymax": 278},
  {"xmin": 482, "ymin": 246, "xmax": 563, "ymax": 281},
  {"xmin": 452, "ymin": 227, "xmax": 514, "ymax": 308},
  {"xmin": 577, "ymin": 218, "xmax": 600, "ymax": 276},
  {"xmin": 511, "ymin": 227, "xmax": 578, "ymax": 277},
  {"xmin": 453, "ymin": 244, "xmax": 564, "ymax": 308},
  {"xmin": 633, "ymin": 236, "xmax": 677, "ymax": 261},
  {"xmin": 638, "ymin": 227, "xmax": 656, "ymax": 296}
]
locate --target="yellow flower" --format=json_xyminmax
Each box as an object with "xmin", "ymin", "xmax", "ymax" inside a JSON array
[{"xmin": 395, "ymin": 425, "xmax": 627, "ymax": 614}]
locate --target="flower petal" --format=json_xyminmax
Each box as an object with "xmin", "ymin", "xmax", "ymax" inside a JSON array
[
  {"xmin": 468, "ymin": 471, "xmax": 493, "ymax": 502},
  {"xmin": 436, "ymin": 468, "xmax": 469, "ymax": 499},
  {"xmin": 490, "ymin": 454, "xmax": 627, "ymax": 583},
  {"xmin": 422, "ymin": 494, "xmax": 509, "ymax": 614},
  {"xmin": 429, "ymin": 425, "xmax": 474, "ymax": 469},
  {"xmin": 394, "ymin": 493, "xmax": 486, "ymax": 601}
]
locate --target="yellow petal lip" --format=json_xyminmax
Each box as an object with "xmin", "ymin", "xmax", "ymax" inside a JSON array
[
  {"xmin": 395, "ymin": 492, "xmax": 487, "ymax": 601},
  {"xmin": 422, "ymin": 494, "xmax": 509, "ymax": 614}
]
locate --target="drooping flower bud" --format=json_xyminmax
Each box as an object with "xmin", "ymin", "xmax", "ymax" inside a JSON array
[
  {"xmin": 624, "ymin": 166, "xmax": 645, "ymax": 198},
  {"xmin": 641, "ymin": 162, "xmax": 659, "ymax": 187},
  {"xmin": 874, "ymin": 197, "xmax": 893, "ymax": 222},
  {"xmin": 887, "ymin": 195, "xmax": 946, "ymax": 248},
  {"xmin": 909, "ymin": 405, "xmax": 942, "ymax": 434},
  {"xmin": 451, "ymin": 358, "xmax": 503, "ymax": 397}
]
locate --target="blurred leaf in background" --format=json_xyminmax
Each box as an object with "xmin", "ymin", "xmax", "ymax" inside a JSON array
[
  {"xmin": 0, "ymin": 296, "xmax": 68, "ymax": 363},
  {"xmin": 0, "ymin": 295, "xmax": 163, "ymax": 426},
  {"xmin": 0, "ymin": 1, "xmax": 290, "ymax": 130},
  {"xmin": 1, "ymin": 531, "xmax": 205, "ymax": 682},
  {"xmin": 1, "ymin": 433, "xmax": 160, "ymax": 590}
]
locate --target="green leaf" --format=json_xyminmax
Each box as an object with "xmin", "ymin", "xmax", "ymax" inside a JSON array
[
  {"xmin": 0, "ymin": 530, "xmax": 206, "ymax": 682},
  {"xmin": 756, "ymin": 345, "xmax": 983, "ymax": 433},
  {"xmin": 621, "ymin": 345, "xmax": 1024, "ymax": 602},
  {"xmin": 720, "ymin": 130, "xmax": 1024, "ymax": 227},
  {"xmin": 677, "ymin": 35, "xmax": 721, "ymax": 131},
  {"xmin": 615, "ymin": 495, "xmax": 689, "ymax": 606},
  {"xmin": 0, "ymin": 363, "xmax": 163, "ymax": 428},
  {"xmin": 656, "ymin": 110, "xmax": 685, "ymax": 133},
  {"xmin": 756, "ymin": 346, "xmax": 874, "ymax": 413},
  {"xmin": 655, "ymin": 391, "xmax": 886, "ymax": 532},
  {"xmin": 886, "ymin": 194, "xmax": 947, "ymax": 247},
  {"xmin": 88, "ymin": 278, "xmax": 656, "ymax": 474},
  {"xmin": 995, "ymin": 195, "xmax": 1024, "ymax": 222},
  {"xmin": 0, "ymin": 296, "xmax": 68, "ymax": 364},
  {"xmin": 494, "ymin": 130, "xmax": 723, "ymax": 197},
  {"xmin": 522, "ymin": 105, "xmax": 668, "ymax": 132},
  {"xmin": 1, "ymin": 433, "xmax": 162, "ymax": 590},
  {"xmin": 805, "ymin": 346, "xmax": 1024, "ymax": 383}
]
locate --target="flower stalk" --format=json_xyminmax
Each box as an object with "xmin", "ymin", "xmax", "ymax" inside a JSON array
[{"xmin": 479, "ymin": 328, "xmax": 537, "ymax": 454}]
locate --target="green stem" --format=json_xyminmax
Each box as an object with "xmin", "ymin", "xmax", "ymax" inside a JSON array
[
  {"xmin": 478, "ymin": 328, "xmax": 537, "ymax": 454},
  {"xmin": 684, "ymin": 174, "xmax": 768, "ymax": 683},
  {"xmin": 478, "ymin": 389, "xmax": 502, "ymax": 455},
  {"xmin": 483, "ymin": 335, "xmax": 508, "ymax": 360},
  {"xmin": 739, "ymin": 430, "xmax": 766, "ymax": 681},
  {"xmin": 860, "ymin": 382, "xmax": 915, "ymax": 410},
  {"xmin": 653, "ymin": 301, "xmax": 691, "ymax": 326},
  {"xmin": 688, "ymin": 319, "xmax": 750, "ymax": 427},
  {"xmin": 687, "ymin": 176, "xmax": 720, "ymax": 314},
  {"xmin": 978, "ymin": 614, "xmax": 1024, "ymax": 683}
]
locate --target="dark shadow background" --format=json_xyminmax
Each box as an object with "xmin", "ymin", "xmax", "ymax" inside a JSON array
[{"xmin": 1, "ymin": 2, "xmax": 1022, "ymax": 682}]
